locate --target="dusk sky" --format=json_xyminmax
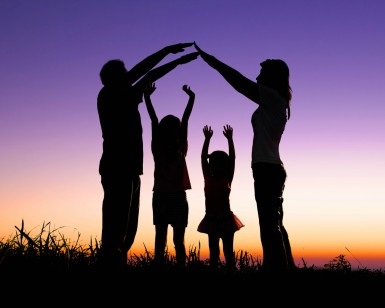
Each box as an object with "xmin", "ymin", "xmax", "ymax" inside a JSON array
[{"xmin": 1, "ymin": 1, "xmax": 384, "ymax": 269}]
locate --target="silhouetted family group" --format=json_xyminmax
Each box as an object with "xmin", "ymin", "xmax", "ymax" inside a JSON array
[{"xmin": 97, "ymin": 42, "xmax": 296, "ymax": 273}]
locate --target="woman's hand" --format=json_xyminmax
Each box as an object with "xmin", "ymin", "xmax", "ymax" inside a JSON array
[{"xmin": 193, "ymin": 42, "xmax": 202, "ymax": 53}]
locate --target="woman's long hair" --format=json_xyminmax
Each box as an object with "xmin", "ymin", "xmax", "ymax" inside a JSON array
[{"xmin": 260, "ymin": 59, "xmax": 292, "ymax": 119}]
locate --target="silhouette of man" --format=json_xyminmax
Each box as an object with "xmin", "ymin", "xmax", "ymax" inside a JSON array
[{"xmin": 97, "ymin": 43, "xmax": 198, "ymax": 269}]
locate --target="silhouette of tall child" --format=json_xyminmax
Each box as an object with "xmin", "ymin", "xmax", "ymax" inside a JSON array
[
  {"xmin": 143, "ymin": 82, "xmax": 195, "ymax": 268},
  {"xmin": 97, "ymin": 43, "xmax": 198, "ymax": 268},
  {"xmin": 198, "ymin": 124, "xmax": 244, "ymax": 270}
]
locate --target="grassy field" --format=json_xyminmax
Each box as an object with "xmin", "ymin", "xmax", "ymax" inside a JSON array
[{"xmin": 1, "ymin": 220, "xmax": 384, "ymax": 304}]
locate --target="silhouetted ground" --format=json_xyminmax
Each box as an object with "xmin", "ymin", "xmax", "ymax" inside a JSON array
[
  {"xmin": 1, "ymin": 264, "xmax": 384, "ymax": 305},
  {"xmin": 2, "ymin": 221, "xmax": 383, "ymax": 305}
]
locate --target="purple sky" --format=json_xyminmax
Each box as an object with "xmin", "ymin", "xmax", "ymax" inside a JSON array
[{"xmin": 1, "ymin": 1, "xmax": 385, "ymax": 268}]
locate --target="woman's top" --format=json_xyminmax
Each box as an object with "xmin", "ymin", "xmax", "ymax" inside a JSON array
[{"xmin": 251, "ymin": 84, "xmax": 288, "ymax": 166}]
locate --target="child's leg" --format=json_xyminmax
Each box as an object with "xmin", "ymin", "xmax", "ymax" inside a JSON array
[
  {"xmin": 155, "ymin": 224, "xmax": 168, "ymax": 263},
  {"xmin": 222, "ymin": 233, "xmax": 235, "ymax": 270},
  {"xmin": 208, "ymin": 233, "xmax": 220, "ymax": 269},
  {"xmin": 173, "ymin": 226, "xmax": 186, "ymax": 267}
]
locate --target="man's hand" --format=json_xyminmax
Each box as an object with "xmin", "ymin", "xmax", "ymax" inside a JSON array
[{"xmin": 168, "ymin": 42, "xmax": 194, "ymax": 54}]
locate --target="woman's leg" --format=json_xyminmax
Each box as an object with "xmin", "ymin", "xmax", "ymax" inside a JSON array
[{"xmin": 253, "ymin": 163, "xmax": 289, "ymax": 272}]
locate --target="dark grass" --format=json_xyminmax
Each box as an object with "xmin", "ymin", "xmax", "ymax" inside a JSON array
[{"xmin": 1, "ymin": 220, "xmax": 384, "ymax": 304}]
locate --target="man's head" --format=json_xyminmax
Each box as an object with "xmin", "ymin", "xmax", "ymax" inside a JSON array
[{"xmin": 100, "ymin": 59, "xmax": 127, "ymax": 86}]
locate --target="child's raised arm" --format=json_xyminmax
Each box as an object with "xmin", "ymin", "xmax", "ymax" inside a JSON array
[
  {"xmin": 223, "ymin": 124, "xmax": 235, "ymax": 183},
  {"xmin": 201, "ymin": 125, "xmax": 213, "ymax": 178},
  {"xmin": 181, "ymin": 84, "xmax": 195, "ymax": 124},
  {"xmin": 143, "ymin": 82, "xmax": 158, "ymax": 125},
  {"xmin": 180, "ymin": 84, "xmax": 195, "ymax": 143}
]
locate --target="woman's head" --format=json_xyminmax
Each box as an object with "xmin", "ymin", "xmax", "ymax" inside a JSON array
[
  {"xmin": 208, "ymin": 150, "xmax": 229, "ymax": 177},
  {"xmin": 100, "ymin": 59, "xmax": 127, "ymax": 86},
  {"xmin": 257, "ymin": 59, "xmax": 291, "ymax": 100},
  {"xmin": 257, "ymin": 59, "xmax": 292, "ymax": 118}
]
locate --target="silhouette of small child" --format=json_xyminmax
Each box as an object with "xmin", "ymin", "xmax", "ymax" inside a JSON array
[
  {"xmin": 198, "ymin": 124, "xmax": 244, "ymax": 271},
  {"xmin": 143, "ymin": 82, "xmax": 195, "ymax": 269}
]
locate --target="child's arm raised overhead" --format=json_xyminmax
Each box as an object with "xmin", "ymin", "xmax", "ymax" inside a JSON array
[
  {"xmin": 223, "ymin": 124, "xmax": 235, "ymax": 184},
  {"xmin": 201, "ymin": 125, "xmax": 213, "ymax": 179},
  {"xmin": 143, "ymin": 82, "xmax": 158, "ymax": 125},
  {"xmin": 143, "ymin": 82, "xmax": 159, "ymax": 154},
  {"xmin": 180, "ymin": 84, "xmax": 195, "ymax": 144}
]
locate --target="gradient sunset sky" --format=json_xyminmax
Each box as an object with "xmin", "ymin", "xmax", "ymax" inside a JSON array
[{"xmin": 1, "ymin": 1, "xmax": 384, "ymax": 269}]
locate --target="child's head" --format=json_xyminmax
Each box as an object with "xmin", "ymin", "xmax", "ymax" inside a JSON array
[
  {"xmin": 208, "ymin": 150, "xmax": 229, "ymax": 177},
  {"xmin": 159, "ymin": 115, "xmax": 181, "ymax": 142}
]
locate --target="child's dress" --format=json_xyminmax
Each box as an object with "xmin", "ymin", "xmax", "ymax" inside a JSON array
[{"xmin": 197, "ymin": 176, "xmax": 244, "ymax": 235}]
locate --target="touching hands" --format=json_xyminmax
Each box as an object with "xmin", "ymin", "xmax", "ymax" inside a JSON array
[
  {"xmin": 223, "ymin": 124, "xmax": 233, "ymax": 140},
  {"xmin": 193, "ymin": 42, "xmax": 201, "ymax": 52}
]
